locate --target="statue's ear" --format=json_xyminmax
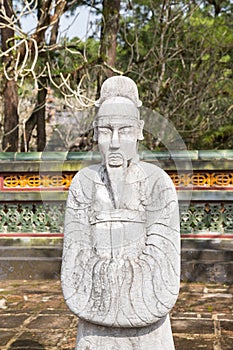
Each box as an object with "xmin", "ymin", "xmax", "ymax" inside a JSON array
[
  {"xmin": 137, "ymin": 120, "xmax": 144, "ymax": 140},
  {"xmin": 93, "ymin": 121, "xmax": 98, "ymax": 142}
]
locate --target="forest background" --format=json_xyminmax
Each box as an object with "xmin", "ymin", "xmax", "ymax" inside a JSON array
[{"xmin": 0, "ymin": 0, "xmax": 232, "ymax": 152}]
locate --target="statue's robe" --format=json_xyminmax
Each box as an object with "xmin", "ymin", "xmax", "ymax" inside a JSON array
[{"xmin": 61, "ymin": 161, "xmax": 180, "ymax": 349}]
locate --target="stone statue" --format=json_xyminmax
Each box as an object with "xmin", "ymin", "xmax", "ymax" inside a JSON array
[{"xmin": 61, "ymin": 76, "xmax": 180, "ymax": 349}]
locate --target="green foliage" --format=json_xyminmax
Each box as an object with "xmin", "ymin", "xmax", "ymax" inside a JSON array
[
  {"xmin": 2, "ymin": 0, "xmax": 233, "ymax": 151},
  {"xmin": 46, "ymin": 36, "xmax": 99, "ymax": 99},
  {"xmin": 201, "ymin": 125, "xmax": 233, "ymax": 149},
  {"xmin": 115, "ymin": 0, "xmax": 233, "ymax": 149}
]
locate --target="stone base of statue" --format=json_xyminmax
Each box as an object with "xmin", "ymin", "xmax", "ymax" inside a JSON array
[{"xmin": 75, "ymin": 316, "xmax": 175, "ymax": 350}]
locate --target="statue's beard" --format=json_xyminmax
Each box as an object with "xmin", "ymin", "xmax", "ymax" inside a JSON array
[{"xmin": 105, "ymin": 151, "xmax": 127, "ymax": 208}]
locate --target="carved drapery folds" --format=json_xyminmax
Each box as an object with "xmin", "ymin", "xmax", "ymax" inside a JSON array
[{"xmin": 61, "ymin": 162, "xmax": 180, "ymax": 328}]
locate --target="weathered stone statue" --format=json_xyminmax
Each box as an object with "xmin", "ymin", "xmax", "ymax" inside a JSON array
[{"xmin": 61, "ymin": 76, "xmax": 180, "ymax": 349}]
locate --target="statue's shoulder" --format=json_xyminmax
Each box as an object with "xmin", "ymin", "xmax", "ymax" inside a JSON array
[
  {"xmin": 138, "ymin": 161, "xmax": 169, "ymax": 178},
  {"xmin": 71, "ymin": 164, "xmax": 103, "ymax": 185},
  {"xmin": 138, "ymin": 161, "xmax": 177, "ymax": 203},
  {"xmin": 138, "ymin": 161, "xmax": 175, "ymax": 189}
]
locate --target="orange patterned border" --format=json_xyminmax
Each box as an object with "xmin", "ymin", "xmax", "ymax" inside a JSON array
[
  {"xmin": 3, "ymin": 174, "xmax": 73, "ymax": 189},
  {"xmin": 2, "ymin": 172, "xmax": 233, "ymax": 190}
]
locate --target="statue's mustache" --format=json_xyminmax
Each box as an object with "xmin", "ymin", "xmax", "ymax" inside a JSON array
[
  {"xmin": 108, "ymin": 152, "xmax": 123, "ymax": 160},
  {"xmin": 106, "ymin": 151, "xmax": 126, "ymax": 167}
]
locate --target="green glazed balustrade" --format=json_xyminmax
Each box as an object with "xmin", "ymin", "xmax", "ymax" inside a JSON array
[
  {"xmin": 0, "ymin": 202, "xmax": 233, "ymax": 234},
  {"xmin": 0, "ymin": 203, "xmax": 65, "ymax": 233},
  {"xmin": 0, "ymin": 150, "xmax": 233, "ymax": 161},
  {"xmin": 179, "ymin": 203, "xmax": 233, "ymax": 233},
  {"xmin": 1, "ymin": 150, "xmax": 233, "ymax": 173}
]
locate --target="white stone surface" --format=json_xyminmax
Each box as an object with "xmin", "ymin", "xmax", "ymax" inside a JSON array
[
  {"xmin": 61, "ymin": 76, "xmax": 180, "ymax": 349},
  {"xmin": 76, "ymin": 316, "xmax": 175, "ymax": 349}
]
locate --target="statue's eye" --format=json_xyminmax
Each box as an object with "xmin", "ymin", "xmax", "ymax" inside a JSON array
[
  {"xmin": 119, "ymin": 127, "xmax": 132, "ymax": 134},
  {"xmin": 98, "ymin": 128, "xmax": 112, "ymax": 135}
]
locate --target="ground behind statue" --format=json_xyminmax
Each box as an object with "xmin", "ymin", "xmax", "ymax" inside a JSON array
[{"xmin": 0, "ymin": 280, "xmax": 232, "ymax": 350}]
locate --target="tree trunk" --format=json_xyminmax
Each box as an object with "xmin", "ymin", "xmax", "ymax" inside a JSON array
[
  {"xmin": 21, "ymin": 79, "xmax": 47, "ymax": 151},
  {"xmin": 101, "ymin": 0, "xmax": 121, "ymax": 70},
  {"xmin": 1, "ymin": 0, "xmax": 19, "ymax": 151},
  {"xmin": 2, "ymin": 80, "xmax": 19, "ymax": 151},
  {"xmin": 21, "ymin": 0, "xmax": 51, "ymax": 152},
  {"xmin": 36, "ymin": 79, "xmax": 47, "ymax": 151},
  {"xmin": 97, "ymin": 0, "xmax": 121, "ymax": 96},
  {"xmin": 21, "ymin": 0, "xmax": 65, "ymax": 151}
]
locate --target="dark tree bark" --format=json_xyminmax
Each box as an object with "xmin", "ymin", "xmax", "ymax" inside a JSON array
[
  {"xmin": 22, "ymin": 0, "xmax": 66, "ymax": 151},
  {"xmin": 1, "ymin": 0, "xmax": 19, "ymax": 151},
  {"xmin": 36, "ymin": 79, "xmax": 47, "ymax": 151},
  {"xmin": 21, "ymin": 79, "xmax": 47, "ymax": 152},
  {"xmin": 21, "ymin": 0, "xmax": 52, "ymax": 151},
  {"xmin": 100, "ymin": 0, "xmax": 121, "ymax": 70},
  {"xmin": 2, "ymin": 80, "xmax": 19, "ymax": 151},
  {"xmin": 207, "ymin": 0, "xmax": 221, "ymax": 16},
  {"xmin": 97, "ymin": 0, "xmax": 121, "ymax": 96}
]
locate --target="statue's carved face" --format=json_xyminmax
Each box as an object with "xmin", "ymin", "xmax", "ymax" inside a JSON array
[{"xmin": 97, "ymin": 116, "xmax": 140, "ymax": 167}]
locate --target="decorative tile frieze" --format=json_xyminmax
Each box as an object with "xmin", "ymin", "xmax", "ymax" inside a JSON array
[
  {"xmin": 3, "ymin": 172, "xmax": 233, "ymax": 190},
  {"xmin": 3, "ymin": 174, "xmax": 73, "ymax": 189},
  {"xmin": 170, "ymin": 172, "xmax": 233, "ymax": 187},
  {"xmin": 2, "ymin": 172, "xmax": 233, "ymax": 190}
]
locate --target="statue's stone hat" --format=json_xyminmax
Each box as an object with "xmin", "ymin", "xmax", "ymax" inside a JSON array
[
  {"xmin": 95, "ymin": 76, "xmax": 142, "ymax": 120},
  {"xmin": 95, "ymin": 76, "xmax": 142, "ymax": 108}
]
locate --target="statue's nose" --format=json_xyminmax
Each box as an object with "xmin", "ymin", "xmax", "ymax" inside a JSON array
[{"xmin": 110, "ymin": 129, "xmax": 120, "ymax": 149}]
